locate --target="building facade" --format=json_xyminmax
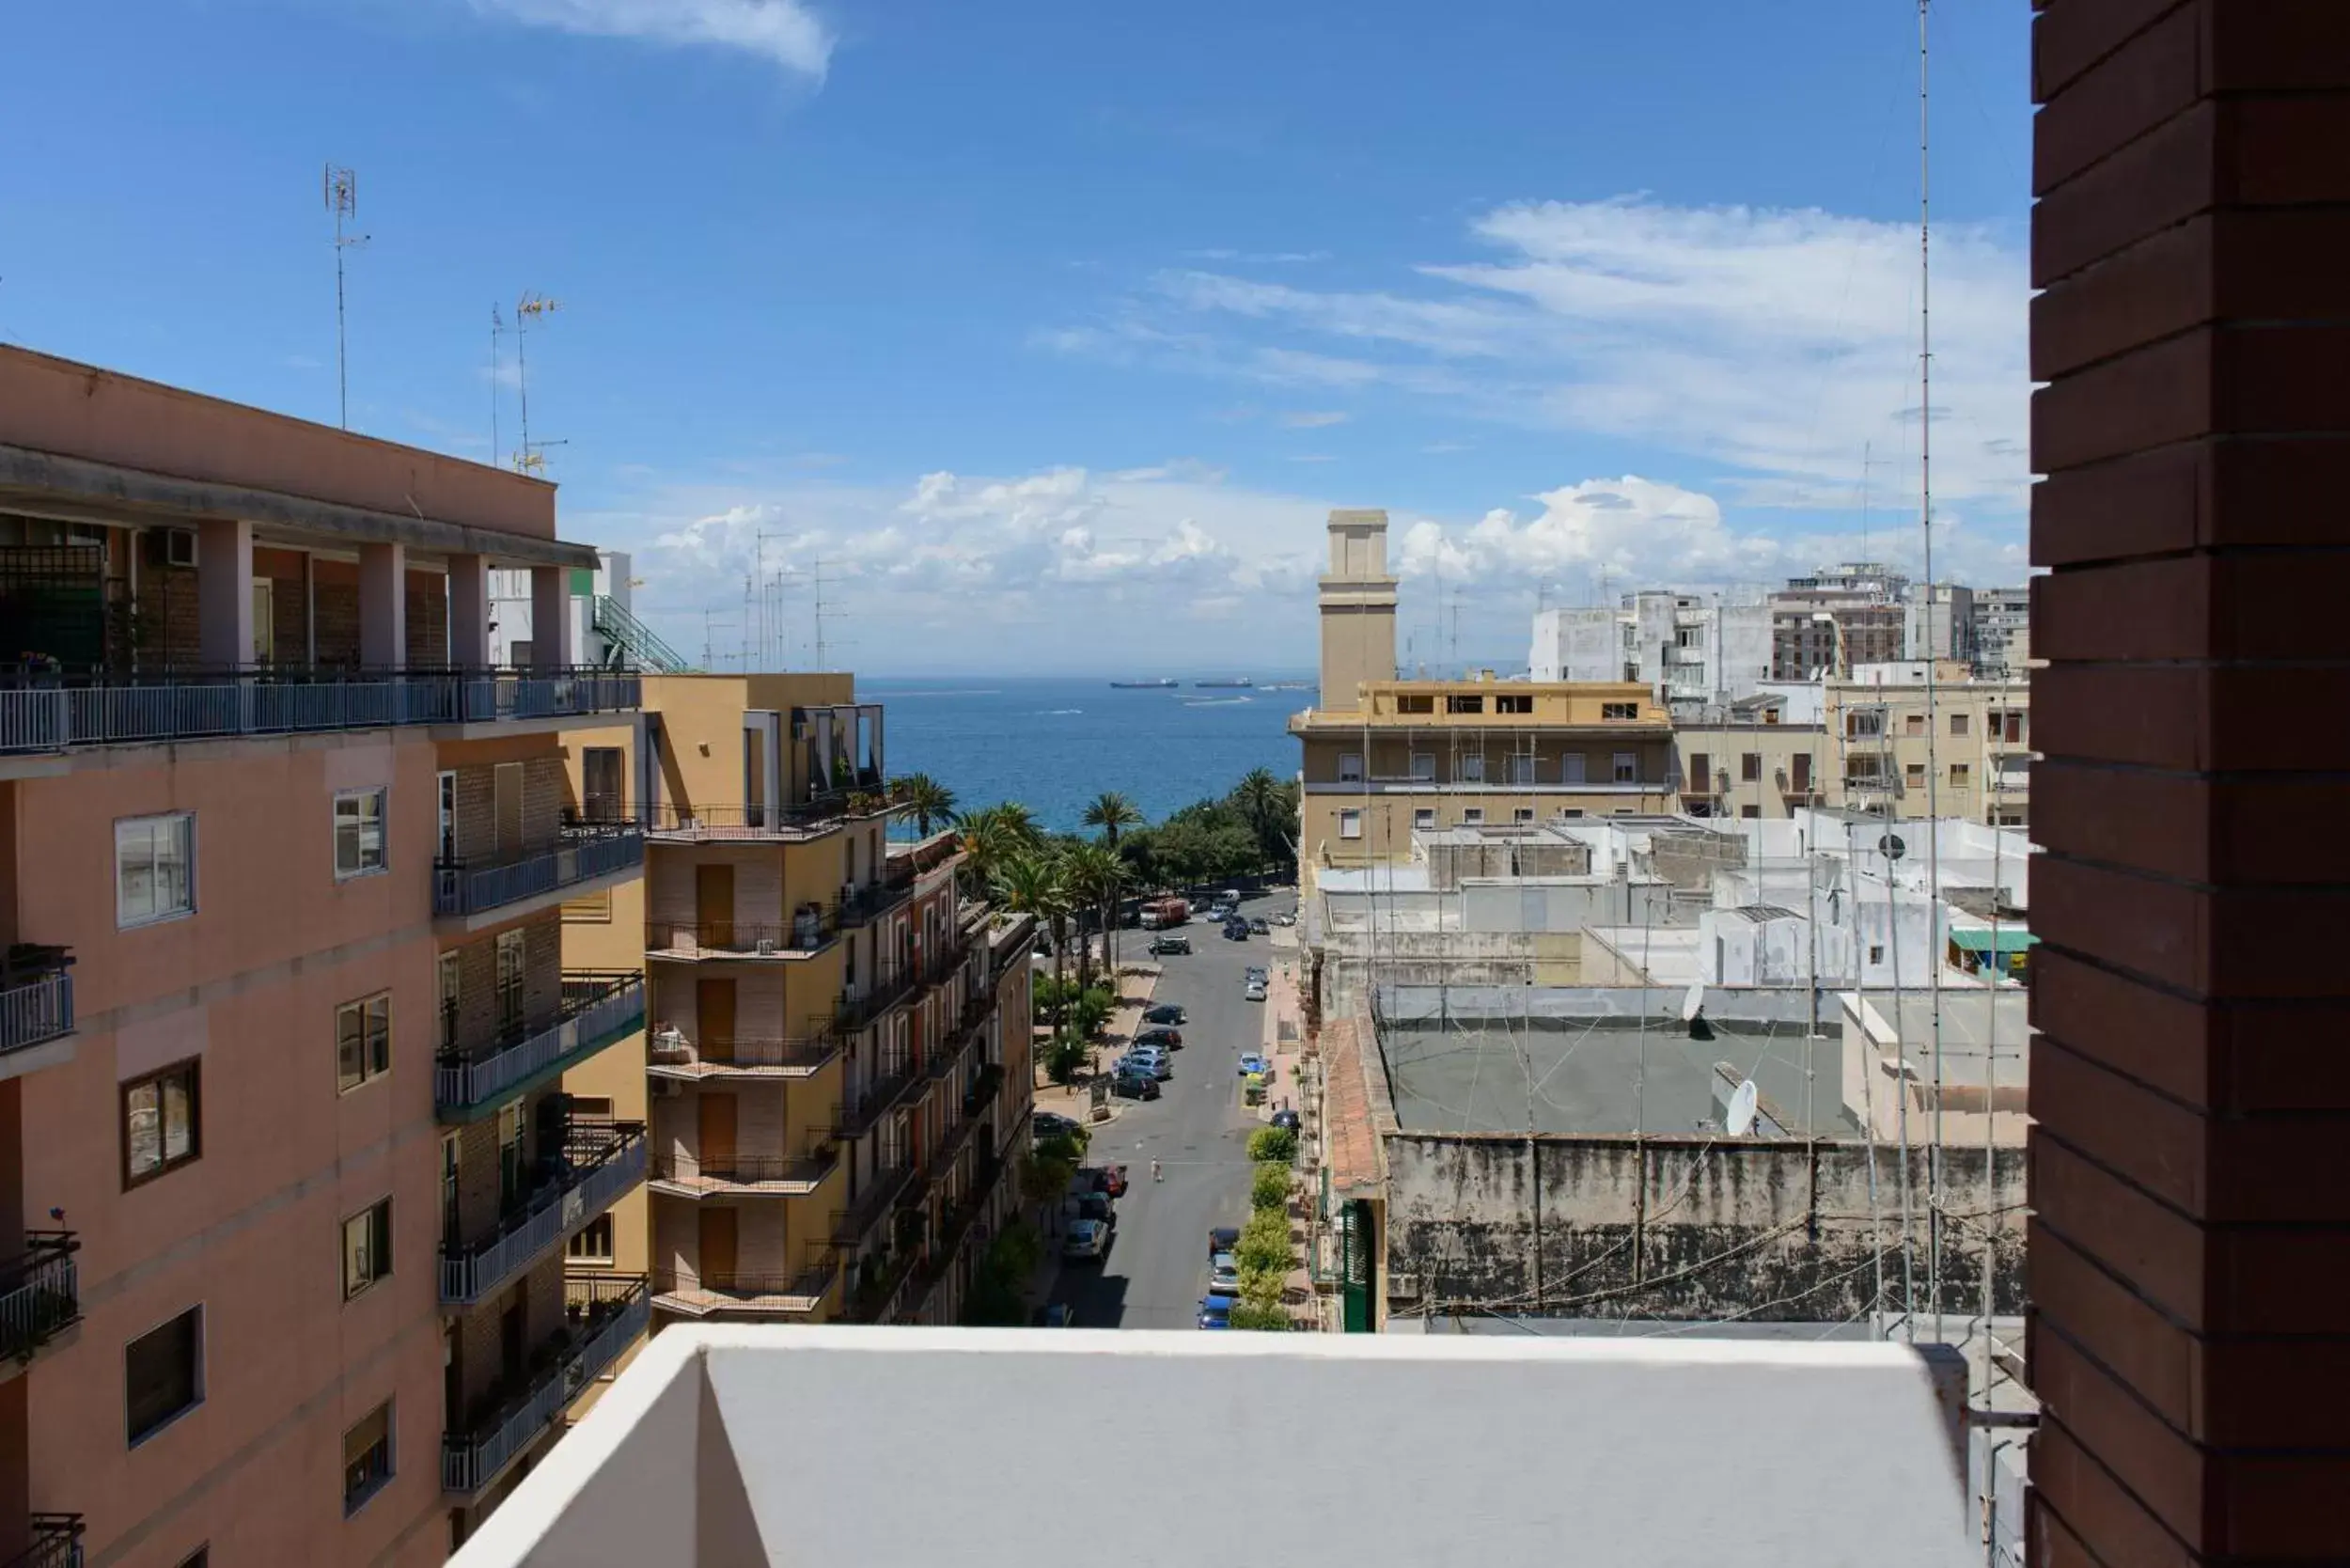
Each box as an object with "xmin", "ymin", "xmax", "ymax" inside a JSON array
[
  {"xmin": 1826, "ymin": 664, "xmax": 2031, "ymax": 827},
  {"xmin": 1966, "ymin": 588, "xmax": 2030, "ymax": 681},
  {"xmin": 1528, "ymin": 593, "xmax": 1774, "ymax": 707},
  {"xmin": 0, "ymin": 346, "xmax": 646, "ymax": 1565}
]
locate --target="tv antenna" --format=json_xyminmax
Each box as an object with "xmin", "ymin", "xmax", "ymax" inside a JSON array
[
  {"xmin": 512, "ymin": 292, "xmax": 561, "ymax": 472},
  {"xmin": 489, "ymin": 305, "xmax": 504, "ymax": 461},
  {"xmin": 322, "ymin": 165, "xmax": 368, "ymax": 430}
]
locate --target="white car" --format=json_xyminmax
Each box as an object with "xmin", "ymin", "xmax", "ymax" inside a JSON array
[
  {"xmin": 1245, "ymin": 980, "xmax": 1268, "ymax": 1003},
  {"xmin": 1063, "ymin": 1219, "xmax": 1111, "ymax": 1262}
]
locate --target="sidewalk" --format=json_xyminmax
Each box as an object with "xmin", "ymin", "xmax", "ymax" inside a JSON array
[
  {"xmin": 1030, "ymin": 959, "xmax": 1163, "ymax": 1128},
  {"xmin": 1254, "ymin": 932, "xmax": 1305, "ymax": 1125}
]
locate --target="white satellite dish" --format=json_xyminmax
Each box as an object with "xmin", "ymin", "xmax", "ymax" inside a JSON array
[
  {"xmin": 1725, "ymin": 1079, "xmax": 1760, "ymax": 1137},
  {"xmin": 1680, "ymin": 981, "xmax": 1705, "ymax": 1023}
]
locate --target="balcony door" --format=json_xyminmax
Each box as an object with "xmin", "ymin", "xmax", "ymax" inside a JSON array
[
  {"xmin": 698, "ymin": 1206, "xmax": 738, "ymax": 1287},
  {"xmin": 697, "ymin": 979, "xmax": 736, "ymax": 1065},
  {"xmin": 697, "ymin": 864, "xmax": 735, "ymax": 949},
  {"xmin": 494, "ymin": 763, "xmax": 524, "ymax": 859},
  {"xmin": 698, "ymin": 1093, "xmax": 738, "ymax": 1176}
]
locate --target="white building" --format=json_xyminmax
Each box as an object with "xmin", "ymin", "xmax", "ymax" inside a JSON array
[
  {"xmin": 488, "ymin": 549, "xmax": 696, "ymax": 670},
  {"xmin": 1529, "ymin": 591, "xmax": 1775, "ymax": 706}
]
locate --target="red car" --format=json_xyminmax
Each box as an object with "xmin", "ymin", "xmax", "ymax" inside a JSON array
[{"xmin": 1080, "ymin": 1163, "xmax": 1129, "ymax": 1198}]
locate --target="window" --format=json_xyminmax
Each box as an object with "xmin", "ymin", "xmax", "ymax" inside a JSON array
[
  {"xmin": 1905, "ymin": 762, "xmax": 1927, "ymax": 787},
  {"xmin": 438, "ymin": 954, "xmax": 461, "ymax": 1053},
  {"xmin": 1950, "ymin": 763, "xmax": 1972, "ymax": 786},
  {"xmin": 1904, "ymin": 713, "xmax": 1925, "ymax": 736},
  {"xmin": 1847, "ymin": 711, "xmax": 1884, "ymax": 739},
  {"xmin": 1741, "ymin": 805, "xmax": 1761, "ymax": 820},
  {"xmin": 1458, "ymin": 754, "xmax": 1484, "ymax": 783},
  {"xmin": 568, "ymin": 1214, "xmax": 616, "ymax": 1263},
  {"xmin": 1496, "ymin": 694, "xmax": 1532, "ymax": 715},
  {"xmin": 581, "ymin": 747, "xmax": 626, "ymax": 823},
  {"xmin": 497, "ymin": 1101, "xmax": 527, "ymax": 1211},
  {"xmin": 1869, "ymin": 945, "xmax": 1886, "ymax": 964},
  {"xmin": 123, "ymin": 1060, "xmax": 201, "ymax": 1188},
  {"xmin": 337, "ymin": 995, "xmax": 392, "ymax": 1094},
  {"xmin": 1336, "ymin": 751, "xmax": 1363, "ymax": 784},
  {"xmin": 342, "ymin": 1199, "xmax": 393, "ymax": 1299},
  {"xmin": 1950, "ymin": 712, "xmax": 1970, "ymax": 737},
  {"xmin": 1412, "ymin": 808, "xmax": 1436, "ymax": 832},
  {"xmin": 117, "ymin": 813, "xmax": 196, "ymax": 927},
  {"xmin": 126, "ymin": 1306, "xmax": 203, "ymax": 1445},
  {"xmin": 1740, "ymin": 753, "xmax": 1762, "ymax": 783},
  {"xmin": 571, "ymin": 1095, "xmax": 614, "ymax": 1120},
  {"xmin": 1601, "ymin": 702, "xmax": 1638, "ymax": 720},
  {"xmin": 1446, "ymin": 695, "xmax": 1483, "ymax": 714},
  {"xmin": 1507, "ymin": 755, "xmax": 1535, "ymax": 785},
  {"xmin": 1688, "ymin": 753, "xmax": 1711, "ymax": 791},
  {"xmin": 1338, "ymin": 809, "xmax": 1363, "ymax": 841},
  {"xmin": 1395, "ymin": 694, "xmax": 1434, "ymax": 715},
  {"xmin": 1409, "ymin": 753, "xmax": 1435, "ymax": 781},
  {"xmin": 334, "ymin": 790, "xmax": 387, "ymax": 879},
  {"xmin": 495, "ymin": 930, "xmax": 526, "ymax": 1031},
  {"xmin": 1559, "ymin": 754, "xmax": 1587, "ymax": 784},
  {"xmin": 1512, "ymin": 808, "xmax": 1535, "ymax": 823},
  {"xmin": 342, "ymin": 1401, "xmax": 395, "ymax": 1515},
  {"xmin": 1561, "ymin": 808, "xmax": 1586, "ymax": 819},
  {"xmin": 1612, "ymin": 753, "xmax": 1637, "ymax": 784},
  {"xmin": 1462, "ymin": 808, "xmax": 1484, "ymax": 824}
]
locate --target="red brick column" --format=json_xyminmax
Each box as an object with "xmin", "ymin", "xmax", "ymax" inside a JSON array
[{"xmin": 2029, "ymin": 4, "xmax": 2350, "ymax": 1564}]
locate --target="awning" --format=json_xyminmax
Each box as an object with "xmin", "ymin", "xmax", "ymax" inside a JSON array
[{"xmin": 1950, "ymin": 928, "xmax": 2038, "ymax": 956}]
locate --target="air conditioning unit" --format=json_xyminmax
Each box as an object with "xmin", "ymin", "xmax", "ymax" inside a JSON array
[{"xmin": 144, "ymin": 527, "xmax": 196, "ymax": 569}]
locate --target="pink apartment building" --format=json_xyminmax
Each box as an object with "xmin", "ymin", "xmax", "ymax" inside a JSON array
[{"xmin": 0, "ymin": 347, "xmax": 648, "ymax": 1567}]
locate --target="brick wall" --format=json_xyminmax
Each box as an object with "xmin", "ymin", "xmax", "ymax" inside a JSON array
[
  {"xmin": 2027, "ymin": 6, "xmax": 2350, "ymax": 1564},
  {"xmin": 405, "ymin": 570, "xmax": 446, "ymax": 666},
  {"xmin": 137, "ymin": 560, "xmax": 202, "ymax": 666},
  {"xmin": 451, "ymin": 756, "xmax": 570, "ymax": 864}
]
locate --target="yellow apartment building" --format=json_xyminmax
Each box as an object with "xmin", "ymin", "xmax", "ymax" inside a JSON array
[
  {"xmin": 1290, "ymin": 510, "xmax": 1675, "ymax": 865},
  {"xmin": 1825, "ymin": 666, "xmax": 2032, "ymax": 827},
  {"xmin": 559, "ymin": 674, "xmax": 1037, "ymax": 1338}
]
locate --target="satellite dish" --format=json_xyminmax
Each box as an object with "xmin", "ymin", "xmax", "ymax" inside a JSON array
[
  {"xmin": 1725, "ymin": 1079, "xmax": 1760, "ymax": 1137},
  {"xmin": 1879, "ymin": 832, "xmax": 1906, "ymax": 862},
  {"xmin": 1680, "ymin": 981, "xmax": 1705, "ymax": 1022}
]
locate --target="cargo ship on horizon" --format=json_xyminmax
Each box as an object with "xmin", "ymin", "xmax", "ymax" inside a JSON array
[
  {"xmin": 1108, "ymin": 678, "xmax": 1180, "ymax": 689},
  {"xmin": 1194, "ymin": 678, "xmax": 1254, "ymax": 689}
]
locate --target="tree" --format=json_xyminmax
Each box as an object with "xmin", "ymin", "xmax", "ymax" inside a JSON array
[
  {"xmin": 1227, "ymin": 1301, "xmax": 1290, "ymax": 1331},
  {"xmin": 1246, "ymin": 1126, "xmax": 1298, "ymax": 1165},
  {"xmin": 1251, "ymin": 1162, "xmax": 1290, "ymax": 1213},
  {"xmin": 1082, "ymin": 792, "xmax": 1144, "ymax": 965},
  {"xmin": 1061, "ymin": 840, "xmax": 1124, "ymax": 992},
  {"xmin": 1044, "ymin": 1034, "xmax": 1089, "ymax": 1086},
  {"xmin": 993, "ymin": 850, "xmax": 1073, "ymax": 999},
  {"xmin": 1237, "ymin": 1210, "xmax": 1291, "ymax": 1274},
  {"xmin": 900, "ymin": 774, "xmax": 956, "ymax": 838}
]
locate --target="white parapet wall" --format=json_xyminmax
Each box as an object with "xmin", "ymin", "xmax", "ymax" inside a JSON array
[{"xmin": 454, "ymin": 1325, "xmax": 1982, "ymax": 1568}]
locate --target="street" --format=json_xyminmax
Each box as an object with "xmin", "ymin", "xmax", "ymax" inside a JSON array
[{"xmin": 1049, "ymin": 888, "xmax": 1295, "ymax": 1329}]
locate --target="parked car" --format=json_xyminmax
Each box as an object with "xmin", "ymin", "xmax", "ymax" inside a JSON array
[
  {"xmin": 1244, "ymin": 980, "xmax": 1267, "ymax": 1003},
  {"xmin": 1064, "ymin": 1219, "xmax": 1111, "ymax": 1262},
  {"xmin": 1064, "ymin": 1192, "xmax": 1116, "ymax": 1228},
  {"xmin": 1119, "ymin": 1050, "xmax": 1172, "ymax": 1082},
  {"xmin": 1245, "ymin": 966, "xmax": 1269, "ymax": 985},
  {"xmin": 1111, "ymin": 1072, "xmax": 1161, "ymax": 1101},
  {"xmin": 1198, "ymin": 1293, "xmax": 1236, "ymax": 1330},
  {"xmin": 1239, "ymin": 1054, "xmax": 1269, "ymax": 1076},
  {"xmin": 1248, "ymin": 917, "xmax": 1270, "ymax": 934},
  {"xmin": 1149, "ymin": 935, "xmax": 1193, "ymax": 957},
  {"xmin": 1034, "ymin": 1111, "xmax": 1083, "ymax": 1141},
  {"xmin": 1207, "ymin": 1226, "xmax": 1241, "ymax": 1259},
  {"xmin": 1209, "ymin": 1260, "xmax": 1243, "ymax": 1296},
  {"xmin": 1271, "ymin": 912, "xmax": 1296, "ymax": 927},
  {"xmin": 1033, "ymin": 1303, "xmax": 1074, "ymax": 1327},
  {"xmin": 1271, "ymin": 1109, "xmax": 1302, "ymax": 1133},
  {"xmin": 1078, "ymin": 1163, "xmax": 1130, "ymax": 1198},
  {"xmin": 1135, "ymin": 1027, "xmax": 1183, "ymax": 1051},
  {"xmin": 1143, "ymin": 1004, "xmax": 1188, "ymax": 1026},
  {"xmin": 1217, "ymin": 888, "xmax": 1244, "ymax": 908}
]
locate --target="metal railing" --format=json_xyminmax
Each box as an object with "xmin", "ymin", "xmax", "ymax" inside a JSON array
[
  {"xmin": 0, "ymin": 666, "xmax": 637, "ymax": 756},
  {"xmin": 641, "ymin": 800, "xmax": 873, "ymax": 842},
  {"xmin": 646, "ymin": 1027, "xmax": 843, "ymax": 1076},
  {"xmin": 649, "ymin": 1148, "xmax": 840, "ymax": 1192},
  {"xmin": 439, "ymin": 1123, "xmax": 647, "ymax": 1305},
  {"xmin": 434, "ymin": 823, "xmax": 644, "ymax": 917},
  {"xmin": 589, "ymin": 595, "xmax": 695, "ymax": 674},
  {"xmin": 441, "ymin": 1275, "xmax": 648, "ymax": 1496},
  {"xmin": 0, "ymin": 1233, "xmax": 79, "ymax": 1363},
  {"xmin": 4, "ymin": 1516, "xmax": 83, "ymax": 1568},
  {"xmin": 435, "ymin": 973, "xmax": 644, "ymax": 1116},
  {"xmin": 833, "ymin": 1070, "xmax": 921, "ymax": 1140},
  {"xmin": 648, "ymin": 915, "xmax": 836, "ymax": 960},
  {"xmin": 650, "ymin": 1258, "xmax": 838, "ymax": 1314},
  {"xmin": 0, "ymin": 947, "xmax": 74, "ymax": 1057},
  {"xmin": 834, "ymin": 965, "xmax": 919, "ymax": 1032},
  {"xmin": 830, "ymin": 1164, "xmax": 917, "ymax": 1246}
]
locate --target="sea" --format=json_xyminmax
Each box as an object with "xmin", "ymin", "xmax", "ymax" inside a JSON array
[{"xmin": 863, "ymin": 675, "xmax": 1313, "ymax": 836}]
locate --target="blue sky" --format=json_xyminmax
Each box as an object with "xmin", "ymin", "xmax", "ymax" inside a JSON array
[{"xmin": 1, "ymin": 1, "xmax": 2033, "ymax": 674}]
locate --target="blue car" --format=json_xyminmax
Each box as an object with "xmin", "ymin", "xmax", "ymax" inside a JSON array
[
  {"xmin": 1198, "ymin": 1292, "xmax": 1236, "ymax": 1329},
  {"xmin": 1238, "ymin": 1054, "xmax": 1269, "ymax": 1076},
  {"xmin": 1223, "ymin": 920, "xmax": 1249, "ymax": 940}
]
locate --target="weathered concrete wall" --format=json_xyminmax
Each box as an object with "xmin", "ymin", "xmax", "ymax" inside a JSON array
[{"xmin": 1383, "ymin": 1131, "xmax": 2024, "ymax": 1324}]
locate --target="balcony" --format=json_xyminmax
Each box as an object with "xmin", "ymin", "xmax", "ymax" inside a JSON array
[
  {"xmin": 651, "ymin": 1257, "xmax": 839, "ymax": 1320},
  {"xmin": 832, "ymin": 965, "xmax": 919, "ymax": 1033},
  {"xmin": 833, "ymin": 1070, "xmax": 922, "ymax": 1140},
  {"xmin": 435, "ymin": 823, "xmax": 645, "ymax": 924},
  {"xmin": 647, "ymin": 913, "xmax": 838, "ymax": 963},
  {"xmin": 442, "ymin": 1330, "xmax": 1987, "ymax": 1568},
  {"xmin": 441, "ymin": 1122, "xmax": 648, "ymax": 1306},
  {"xmin": 646, "ymin": 1025, "xmax": 843, "ymax": 1080},
  {"xmin": 828, "ymin": 1164, "xmax": 917, "ymax": 1248},
  {"xmin": 3, "ymin": 1516, "xmax": 83, "ymax": 1568},
  {"xmin": 648, "ymin": 1147, "xmax": 841, "ymax": 1200},
  {"xmin": 0, "ymin": 1232, "xmax": 80, "ymax": 1367},
  {"xmin": 443, "ymin": 1274, "xmax": 649, "ymax": 1498},
  {"xmin": 0, "ymin": 945, "xmax": 74, "ymax": 1065},
  {"xmin": 436, "ymin": 973, "xmax": 645, "ymax": 1121},
  {"xmin": 0, "ymin": 666, "xmax": 637, "ymax": 757}
]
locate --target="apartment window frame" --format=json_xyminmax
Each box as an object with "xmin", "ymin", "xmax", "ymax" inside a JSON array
[
  {"xmin": 342, "ymin": 1399, "xmax": 397, "ymax": 1517},
  {"xmin": 337, "ymin": 993, "xmax": 393, "ymax": 1095},
  {"xmin": 1408, "ymin": 753, "xmax": 1435, "ymax": 782},
  {"xmin": 1688, "ymin": 753, "xmax": 1711, "ymax": 792},
  {"xmin": 1411, "ymin": 808, "xmax": 1436, "ymax": 833},
  {"xmin": 1395, "ymin": 694, "xmax": 1434, "ymax": 715},
  {"xmin": 1458, "ymin": 754, "xmax": 1484, "ymax": 783},
  {"xmin": 581, "ymin": 746, "xmax": 627, "ymax": 823},
  {"xmin": 1512, "ymin": 808, "xmax": 1535, "ymax": 823},
  {"xmin": 1336, "ymin": 751, "xmax": 1364, "ymax": 784},
  {"xmin": 1496, "ymin": 694, "xmax": 1533, "ymax": 715},
  {"xmin": 122, "ymin": 1058, "xmax": 202, "ymax": 1190},
  {"xmin": 1612, "ymin": 752, "xmax": 1637, "ymax": 784},
  {"xmin": 333, "ymin": 788, "xmax": 388, "ymax": 881},
  {"xmin": 567, "ymin": 1213, "xmax": 617, "ymax": 1264},
  {"xmin": 1560, "ymin": 753, "xmax": 1587, "ymax": 785},
  {"xmin": 1507, "ymin": 754, "xmax": 1536, "ymax": 785},
  {"xmin": 494, "ymin": 929, "xmax": 526, "ymax": 1032},
  {"xmin": 1600, "ymin": 701, "xmax": 1639, "ymax": 721},
  {"xmin": 116, "ymin": 811, "xmax": 196, "ymax": 929},
  {"xmin": 1950, "ymin": 712, "xmax": 1970, "ymax": 737},
  {"xmin": 1462, "ymin": 808, "xmax": 1485, "ymax": 825},
  {"xmin": 342, "ymin": 1197, "xmax": 394, "ymax": 1300},
  {"xmin": 1338, "ymin": 809, "xmax": 1363, "ymax": 841},
  {"xmin": 1445, "ymin": 695, "xmax": 1483, "ymax": 715},
  {"xmin": 1740, "ymin": 752, "xmax": 1762, "ymax": 783},
  {"xmin": 125, "ymin": 1305, "xmax": 205, "ymax": 1448},
  {"xmin": 1950, "ymin": 762, "xmax": 1972, "ymax": 787}
]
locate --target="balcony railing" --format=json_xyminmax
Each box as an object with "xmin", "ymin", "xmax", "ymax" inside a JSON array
[
  {"xmin": 0, "ymin": 1233, "xmax": 80, "ymax": 1363},
  {"xmin": 436, "ymin": 972, "xmax": 645, "ymax": 1117},
  {"xmin": 443, "ymin": 1275, "xmax": 648, "ymax": 1497},
  {"xmin": 648, "ymin": 915, "xmax": 837, "ymax": 961},
  {"xmin": 651, "ymin": 1258, "xmax": 838, "ymax": 1318},
  {"xmin": 830, "ymin": 1164, "xmax": 917, "ymax": 1247},
  {"xmin": 834, "ymin": 1070, "xmax": 922, "ymax": 1140},
  {"xmin": 435, "ymin": 823, "xmax": 644, "ymax": 918},
  {"xmin": 441, "ymin": 1122, "xmax": 648, "ymax": 1306},
  {"xmin": 834, "ymin": 965, "xmax": 919, "ymax": 1033},
  {"xmin": 0, "ymin": 666, "xmax": 637, "ymax": 756},
  {"xmin": 3, "ymin": 1516, "xmax": 83, "ymax": 1568},
  {"xmin": 646, "ymin": 1027, "xmax": 843, "ymax": 1078},
  {"xmin": 0, "ymin": 946, "xmax": 74, "ymax": 1058},
  {"xmin": 648, "ymin": 1148, "xmax": 840, "ymax": 1196}
]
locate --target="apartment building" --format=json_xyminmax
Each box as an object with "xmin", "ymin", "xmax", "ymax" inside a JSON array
[
  {"xmin": 1904, "ymin": 582, "xmax": 1977, "ymax": 665},
  {"xmin": 1826, "ymin": 664, "xmax": 2030, "ymax": 827},
  {"xmin": 1674, "ymin": 689, "xmax": 1831, "ymax": 820},
  {"xmin": 557, "ymin": 675, "xmax": 1036, "ymax": 1339},
  {"xmin": 1528, "ymin": 592, "xmax": 1774, "ymax": 706},
  {"xmin": 1293, "ymin": 510, "xmax": 1674, "ymax": 865},
  {"xmin": 1966, "ymin": 588, "xmax": 2031, "ymax": 681},
  {"xmin": 0, "ymin": 346, "xmax": 647, "ymax": 1566}
]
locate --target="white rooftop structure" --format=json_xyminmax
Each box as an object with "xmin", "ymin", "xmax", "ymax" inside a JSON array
[{"xmin": 452, "ymin": 1326, "xmax": 1983, "ymax": 1568}]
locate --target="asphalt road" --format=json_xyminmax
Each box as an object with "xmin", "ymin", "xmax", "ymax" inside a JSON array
[{"xmin": 1051, "ymin": 888, "xmax": 1295, "ymax": 1330}]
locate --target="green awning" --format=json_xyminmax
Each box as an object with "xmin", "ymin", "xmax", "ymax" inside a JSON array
[{"xmin": 1950, "ymin": 928, "xmax": 2038, "ymax": 955}]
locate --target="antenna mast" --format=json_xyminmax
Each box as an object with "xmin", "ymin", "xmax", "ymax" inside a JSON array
[
  {"xmin": 489, "ymin": 306, "xmax": 504, "ymax": 462},
  {"xmin": 512, "ymin": 292, "xmax": 562, "ymax": 472},
  {"xmin": 322, "ymin": 165, "xmax": 368, "ymax": 430},
  {"xmin": 1917, "ymin": 0, "xmax": 1950, "ymax": 1341}
]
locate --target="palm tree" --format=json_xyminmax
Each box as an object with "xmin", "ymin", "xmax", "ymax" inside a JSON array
[
  {"xmin": 992, "ymin": 849, "xmax": 1073, "ymax": 1003},
  {"xmin": 993, "ymin": 801, "xmax": 1045, "ymax": 853},
  {"xmin": 901, "ymin": 774, "xmax": 957, "ymax": 838},
  {"xmin": 1061, "ymin": 840, "xmax": 1124, "ymax": 993},
  {"xmin": 1080, "ymin": 792, "xmax": 1144, "ymax": 964},
  {"xmin": 1230, "ymin": 767, "xmax": 1290, "ymax": 873}
]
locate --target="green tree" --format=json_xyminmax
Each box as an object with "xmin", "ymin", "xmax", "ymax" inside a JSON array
[
  {"xmin": 1237, "ymin": 1210, "xmax": 1291, "ymax": 1275},
  {"xmin": 900, "ymin": 774, "xmax": 957, "ymax": 838},
  {"xmin": 1251, "ymin": 1162, "xmax": 1290, "ymax": 1213},
  {"xmin": 1061, "ymin": 839, "xmax": 1124, "ymax": 993},
  {"xmin": 1082, "ymin": 792, "xmax": 1144, "ymax": 964},
  {"xmin": 993, "ymin": 849, "xmax": 1073, "ymax": 999},
  {"xmin": 1227, "ymin": 1301, "xmax": 1290, "ymax": 1331},
  {"xmin": 1247, "ymin": 1126, "xmax": 1298, "ymax": 1165},
  {"xmin": 1044, "ymin": 1033, "xmax": 1090, "ymax": 1085}
]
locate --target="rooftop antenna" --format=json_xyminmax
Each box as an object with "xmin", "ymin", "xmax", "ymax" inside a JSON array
[
  {"xmin": 488, "ymin": 306, "xmax": 503, "ymax": 462},
  {"xmin": 512, "ymin": 291, "xmax": 561, "ymax": 472},
  {"xmin": 321, "ymin": 165, "xmax": 368, "ymax": 430},
  {"xmin": 1917, "ymin": 0, "xmax": 1950, "ymax": 1342}
]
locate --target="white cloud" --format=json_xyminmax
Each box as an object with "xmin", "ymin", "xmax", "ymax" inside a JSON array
[
  {"xmin": 1278, "ymin": 411, "xmax": 1350, "ymax": 429},
  {"xmin": 465, "ymin": 0, "xmax": 832, "ymax": 77}
]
